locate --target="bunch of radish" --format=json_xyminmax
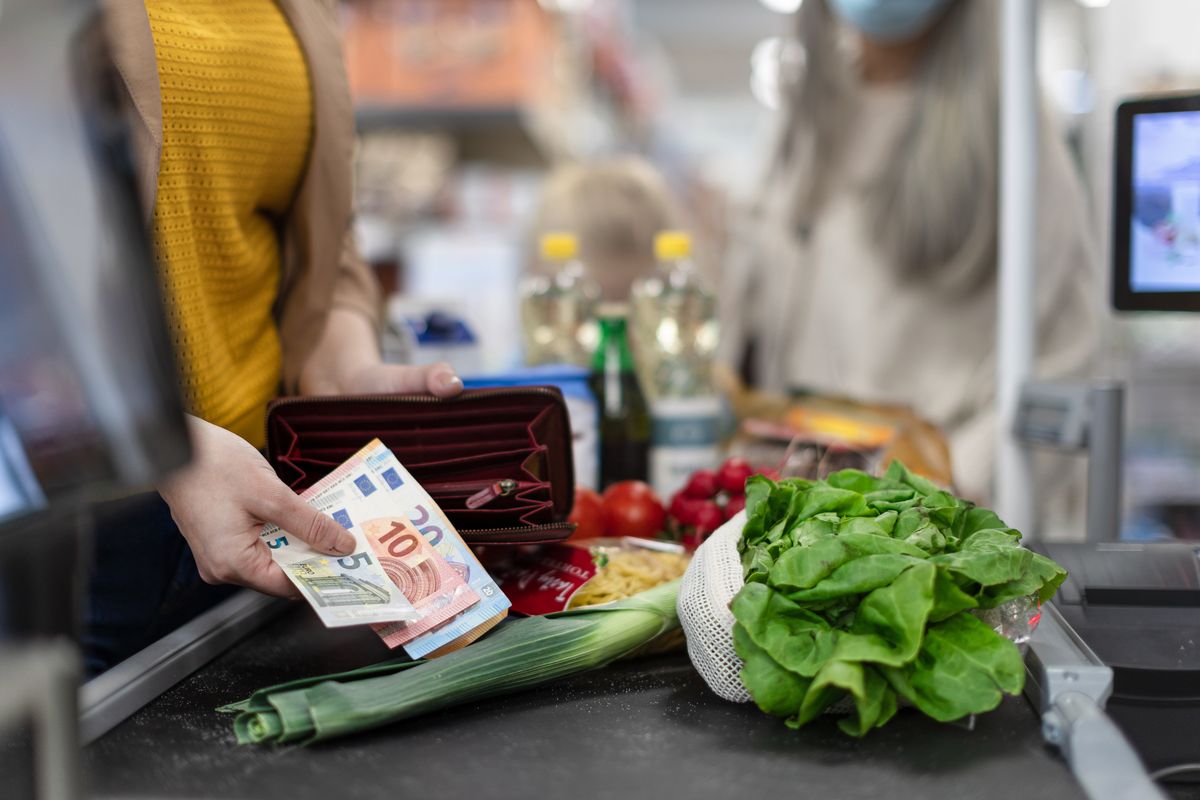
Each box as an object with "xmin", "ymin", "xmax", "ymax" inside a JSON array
[{"xmin": 667, "ymin": 457, "xmax": 776, "ymax": 549}]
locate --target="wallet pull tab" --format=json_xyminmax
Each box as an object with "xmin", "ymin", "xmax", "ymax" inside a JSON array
[{"xmin": 465, "ymin": 479, "xmax": 519, "ymax": 510}]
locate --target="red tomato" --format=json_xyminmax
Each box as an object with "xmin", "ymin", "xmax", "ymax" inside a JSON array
[
  {"xmin": 723, "ymin": 494, "xmax": 747, "ymax": 520},
  {"xmin": 682, "ymin": 469, "xmax": 720, "ymax": 499},
  {"xmin": 718, "ymin": 457, "xmax": 756, "ymax": 495},
  {"xmin": 694, "ymin": 501, "xmax": 725, "ymax": 535},
  {"xmin": 567, "ymin": 487, "xmax": 605, "ymax": 541},
  {"xmin": 601, "ymin": 481, "xmax": 667, "ymax": 539}
]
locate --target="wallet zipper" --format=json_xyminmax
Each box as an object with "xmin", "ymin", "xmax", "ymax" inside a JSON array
[
  {"xmin": 426, "ymin": 479, "xmax": 570, "ymax": 540},
  {"xmin": 267, "ymin": 385, "xmax": 566, "ymax": 416},
  {"xmin": 465, "ymin": 479, "xmax": 518, "ymax": 509},
  {"xmin": 423, "ymin": 478, "xmax": 543, "ymax": 509},
  {"xmin": 459, "ymin": 521, "xmax": 576, "ymax": 544}
]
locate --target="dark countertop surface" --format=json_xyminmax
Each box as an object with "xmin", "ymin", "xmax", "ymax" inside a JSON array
[{"xmin": 75, "ymin": 605, "xmax": 1099, "ymax": 800}]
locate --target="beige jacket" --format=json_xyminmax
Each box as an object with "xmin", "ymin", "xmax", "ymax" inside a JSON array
[{"xmin": 102, "ymin": 0, "xmax": 380, "ymax": 392}]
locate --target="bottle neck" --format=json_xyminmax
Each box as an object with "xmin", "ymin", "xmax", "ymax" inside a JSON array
[
  {"xmin": 656, "ymin": 256, "xmax": 705, "ymax": 290},
  {"xmin": 593, "ymin": 318, "xmax": 635, "ymax": 372}
]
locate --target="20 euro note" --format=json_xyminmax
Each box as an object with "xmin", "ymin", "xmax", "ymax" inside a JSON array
[
  {"xmin": 361, "ymin": 441, "xmax": 511, "ymax": 657},
  {"xmin": 260, "ymin": 455, "xmax": 419, "ymax": 628}
]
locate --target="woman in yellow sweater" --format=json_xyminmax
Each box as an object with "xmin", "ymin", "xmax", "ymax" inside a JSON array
[{"xmin": 87, "ymin": 0, "xmax": 459, "ymax": 670}]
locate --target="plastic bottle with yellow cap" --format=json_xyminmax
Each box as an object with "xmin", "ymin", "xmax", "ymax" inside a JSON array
[
  {"xmin": 630, "ymin": 230, "xmax": 721, "ymax": 497},
  {"xmin": 518, "ymin": 232, "xmax": 601, "ymax": 367}
]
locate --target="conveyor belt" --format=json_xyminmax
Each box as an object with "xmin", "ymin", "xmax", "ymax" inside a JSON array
[{"xmin": 74, "ymin": 606, "xmax": 1095, "ymax": 800}]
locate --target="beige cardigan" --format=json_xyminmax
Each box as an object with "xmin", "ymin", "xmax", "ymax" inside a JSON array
[{"xmin": 102, "ymin": 0, "xmax": 380, "ymax": 392}]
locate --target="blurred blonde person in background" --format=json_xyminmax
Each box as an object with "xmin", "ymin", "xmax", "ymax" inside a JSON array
[
  {"xmin": 529, "ymin": 157, "xmax": 684, "ymax": 301},
  {"xmin": 720, "ymin": 0, "xmax": 1097, "ymax": 517}
]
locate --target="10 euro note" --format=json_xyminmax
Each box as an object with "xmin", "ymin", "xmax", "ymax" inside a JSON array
[
  {"xmin": 352, "ymin": 478, "xmax": 481, "ymax": 643},
  {"xmin": 361, "ymin": 440, "xmax": 511, "ymax": 657},
  {"xmin": 260, "ymin": 455, "xmax": 419, "ymax": 628}
]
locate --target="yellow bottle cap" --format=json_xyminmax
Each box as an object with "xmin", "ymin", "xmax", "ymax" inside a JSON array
[
  {"xmin": 540, "ymin": 232, "xmax": 578, "ymax": 262},
  {"xmin": 654, "ymin": 230, "xmax": 692, "ymax": 261}
]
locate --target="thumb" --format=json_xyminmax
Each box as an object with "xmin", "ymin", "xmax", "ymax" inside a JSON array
[
  {"xmin": 365, "ymin": 362, "xmax": 462, "ymax": 397},
  {"xmin": 264, "ymin": 489, "xmax": 356, "ymax": 556},
  {"xmin": 424, "ymin": 362, "xmax": 464, "ymax": 398}
]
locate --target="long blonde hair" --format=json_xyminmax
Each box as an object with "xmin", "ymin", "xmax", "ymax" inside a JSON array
[{"xmin": 778, "ymin": 0, "xmax": 1000, "ymax": 292}]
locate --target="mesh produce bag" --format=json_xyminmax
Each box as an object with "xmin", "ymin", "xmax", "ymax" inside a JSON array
[{"xmin": 677, "ymin": 510, "xmax": 752, "ymax": 703}]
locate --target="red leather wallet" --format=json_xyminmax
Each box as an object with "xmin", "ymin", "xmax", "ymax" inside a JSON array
[{"xmin": 265, "ymin": 386, "xmax": 576, "ymax": 545}]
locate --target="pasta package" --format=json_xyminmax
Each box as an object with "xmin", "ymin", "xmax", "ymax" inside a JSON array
[
  {"xmin": 568, "ymin": 542, "xmax": 690, "ymax": 609},
  {"xmin": 489, "ymin": 538, "xmax": 690, "ymax": 617}
]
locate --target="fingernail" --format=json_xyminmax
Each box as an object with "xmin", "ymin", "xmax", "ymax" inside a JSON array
[
  {"xmin": 438, "ymin": 373, "xmax": 463, "ymax": 392},
  {"xmin": 337, "ymin": 535, "xmax": 356, "ymax": 555}
]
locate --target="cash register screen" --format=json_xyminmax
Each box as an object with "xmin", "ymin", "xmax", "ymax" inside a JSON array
[{"xmin": 1114, "ymin": 94, "xmax": 1200, "ymax": 311}]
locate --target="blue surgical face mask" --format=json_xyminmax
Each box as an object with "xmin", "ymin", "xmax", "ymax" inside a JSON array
[{"xmin": 826, "ymin": 0, "xmax": 955, "ymax": 43}]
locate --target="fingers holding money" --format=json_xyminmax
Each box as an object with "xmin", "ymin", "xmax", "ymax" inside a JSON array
[
  {"xmin": 260, "ymin": 451, "xmax": 423, "ymax": 626},
  {"xmin": 236, "ymin": 552, "xmax": 301, "ymax": 600},
  {"xmin": 199, "ymin": 530, "xmax": 300, "ymax": 599},
  {"xmin": 257, "ymin": 487, "xmax": 356, "ymax": 557},
  {"xmin": 181, "ymin": 508, "xmax": 298, "ymax": 599},
  {"xmin": 160, "ymin": 415, "xmax": 354, "ymax": 598}
]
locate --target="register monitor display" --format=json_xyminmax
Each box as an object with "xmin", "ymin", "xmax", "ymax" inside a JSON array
[{"xmin": 1114, "ymin": 93, "xmax": 1200, "ymax": 310}]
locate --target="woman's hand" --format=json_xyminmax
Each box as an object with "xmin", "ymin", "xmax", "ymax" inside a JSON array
[
  {"xmin": 158, "ymin": 416, "xmax": 356, "ymax": 597},
  {"xmin": 299, "ymin": 308, "xmax": 464, "ymax": 398},
  {"xmin": 331, "ymin": 361, "xmax": 463, "ymax": 396}
]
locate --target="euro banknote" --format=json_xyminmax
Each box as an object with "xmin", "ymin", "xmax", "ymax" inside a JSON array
[
  {"xmin": 361, "ymin": 440, "xmax": 511, "ymax": 656},
  {"xmin": 260, "ymin": 454, "xmax": 418, "ymax": 628},
  {"xmin": 350, "ymin": 466, "xmax": 481, "ymax": 643}
]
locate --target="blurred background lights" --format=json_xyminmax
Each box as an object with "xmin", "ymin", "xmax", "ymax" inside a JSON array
[
  {"xmin": 537, "ymin": 0, "xmax": 595, "ymax": 13},
  {"xmin": 750, "ymin": 36, "xmax": 804, "ymax": 110},
  {"xmin": 758, "ymin": 0, "xmax": 803, "ymax": 13}
]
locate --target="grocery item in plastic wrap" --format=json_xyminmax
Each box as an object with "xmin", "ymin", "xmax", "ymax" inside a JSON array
[{"xmin": 494, "ymin": 537, "xmax": 689, "ymax": 615}]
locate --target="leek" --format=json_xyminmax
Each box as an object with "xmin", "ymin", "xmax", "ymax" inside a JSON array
[
  {"xmin": 217, "ymin": 656, "xmax": 420, "ymax": 716},
  {"xmin": 231, "ymin": 578, "xmax": 681, "ymax": 745}
]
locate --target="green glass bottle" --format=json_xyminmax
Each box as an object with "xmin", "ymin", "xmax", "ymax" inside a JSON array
[{"xmin": 589, "ymin": 304, "xmax": 651, "ymax": 488}]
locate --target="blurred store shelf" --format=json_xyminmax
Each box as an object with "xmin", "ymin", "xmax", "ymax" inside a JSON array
[
  {"xmin": 356, "ymin": 105, "xmax": 549, "ymax": 166},
  {"xmin": 342, "ymin": 0, "xmax": 641, "ymax": 164},
  {"xmin": 356, "ymin": 105, "xmax": 527, "ymax": 130}
]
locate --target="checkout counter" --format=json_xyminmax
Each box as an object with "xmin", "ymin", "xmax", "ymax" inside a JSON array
[
  {"xmin": 0, "ymin": 1, "xmax": 1196, "ymax": 798},
  {"xmin": 74, "ymin": 607, "xmax": 1089, "ymax": 799}
]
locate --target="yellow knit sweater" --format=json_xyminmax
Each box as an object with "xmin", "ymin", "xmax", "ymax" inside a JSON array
[{"xmin": 146, "ymin": 0, "xmax": 313, "ymax": 447}]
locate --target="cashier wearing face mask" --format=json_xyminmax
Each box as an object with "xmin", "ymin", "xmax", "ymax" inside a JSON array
[
  {"xmin": 721, "ymin": 0, "xmax": 1096, "ymax": 505},
  {"xmin": 84, "ymin": 0, "xmax": 463, "ymax": 673}
]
